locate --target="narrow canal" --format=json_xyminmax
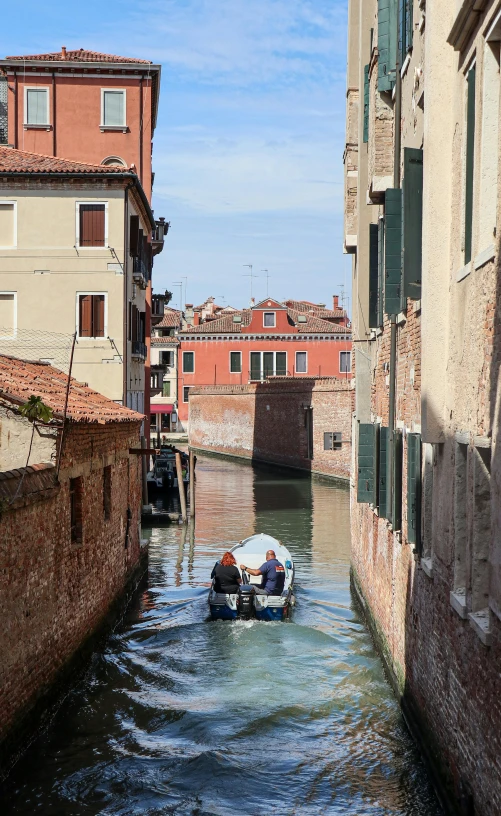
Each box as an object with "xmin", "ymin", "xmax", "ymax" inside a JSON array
[{"xmin": 2, "ymin": 456, "xmax": 441, "ymax": 815}]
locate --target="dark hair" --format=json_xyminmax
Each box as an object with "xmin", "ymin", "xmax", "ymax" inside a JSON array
[{"xmin": 221, "ymin": 551, "xmax": 236, "ymax": 566}]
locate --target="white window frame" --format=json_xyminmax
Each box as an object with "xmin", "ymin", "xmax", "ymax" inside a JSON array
[
  {"xmin": 75, "ymin": 201, "xmax": 109, "ymax": 249},
  {"xmin": 75, "ymin": 291, "xmax": 108, "ymax": 340},
  {"xmin": 263, "ymin": 311, "xmax": 276, "ymax": 327},
  {"xmin": 339, "ymin": 350, "xmax": 352, "ymax": 373},
  {"xmin": 0, "ymin": 200, "xmax": 17, "ymax": 249},
  {"xmin": 249, "ymin": 350, "xmax": 287, "ymax": 380},
  {"xmin": 229, "ymin": 350, "xmax": 242, "ymax": 373},
  {"xmin": 100, "ymin": 88, "xmax": 127, "ymax": 130},
  {"xmin": 0, "ymin": 291, "xmax": 17, "ymax": 339},
  {"xmin": 182, "ymin": 350, "xmax": 195, "ymax": 373},
  {"xmin": 24, "ymin": 86, "xmax": 50, "ymax": 127},
  {"xmin": 183, "ymin": 385, "xmax": 192, "ymax": 403},
  {"xmin": 295, "ymin": 350, "xmax": 308, "ymax": 374}
]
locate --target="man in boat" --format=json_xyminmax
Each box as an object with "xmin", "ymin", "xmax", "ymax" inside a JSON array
[{"xmin": 239, "ymin": 550, "xmax": 285, "ymax": 596}]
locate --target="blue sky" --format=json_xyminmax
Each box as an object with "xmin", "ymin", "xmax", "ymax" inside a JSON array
[{"xmin": 3, "ymin": 0, "xmax": 350, "ymax": 313}]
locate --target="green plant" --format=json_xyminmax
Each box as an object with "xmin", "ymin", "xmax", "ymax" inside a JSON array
[{"xmin": 19, "ymin": 395, "xmax": 53, "ymax": 424}]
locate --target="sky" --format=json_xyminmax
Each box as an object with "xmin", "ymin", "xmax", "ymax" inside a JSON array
[{"xmin": 3, "ymin": 0, "xmax": 350, "ymax": 313}]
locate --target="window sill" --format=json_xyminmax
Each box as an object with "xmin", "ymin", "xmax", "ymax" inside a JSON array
[
  {"xmin": 413, "ymin": 299, "xmax": 421, "ymax": 314},
  {"xmin": 421, "ymin": 557, "xmax": 433, "ymax": 578},
  {"xmin": 100, "ymin": 125, "xmax": 128, "ymax": 133},
  {"xmin": 24, "ymin": 123, "xmax": 51, "ymax": 131},
  {"xmin": 401, "ymin": 53, "xmax": 412, "ymax": 79},
  {"xmin": 456, "ymin": 262, "xmax": 472, "ymax": 282},
  {"xmin": 474, "ymin": 244, "xmax": 495, "ymax": 270},
  {"xmin": 450, "ymin": 589, "xmax": 468, "ymax": 620},
  {"xmin": 468, "ymin": 609, "xmax": 492, "ymax": 647},
  {"xmin": 396, "ymin": 311, "xmax": 407, "ymax": 326}
]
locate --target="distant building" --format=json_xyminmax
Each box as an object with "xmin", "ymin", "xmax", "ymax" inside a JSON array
[
  {"xmin": 150, "ymin": 305, "xmax": 182, "ymax": 439},
  {"xmin": 177, "ymin": 297, "xmax": 352, "ymax": 430}
]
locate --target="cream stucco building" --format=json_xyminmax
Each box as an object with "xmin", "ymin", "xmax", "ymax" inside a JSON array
[{"xmin": 0, "ymin": 146, "xmax": 165, "ymax": 411}]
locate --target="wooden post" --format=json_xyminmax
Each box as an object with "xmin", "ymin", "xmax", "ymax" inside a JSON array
[
  {"xmin": 175, "ymin": 451, "xmax": 187, "ymax": 522},
  {"xmin": 140, "ymin": 436, "xmax": 149, "ymax": 506},
  {"xmin": 189, "ymin": 449, "xmax": 195, "ymax": 517}
]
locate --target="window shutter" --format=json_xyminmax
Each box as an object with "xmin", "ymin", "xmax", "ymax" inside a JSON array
[
  {"xmin": 103, "ymin": 90, "xmax": 124, "ymax": 126},
  {"xmin": 407, "ymin": 432, "xmax": 421, "ymax": 546},
  {"xmin": 250, "ymin": 352, "xmax": 261, "ymax": 381},
  {"xmin": 93, "ymin": 295, "xmax": 105, "ymax": 337},
  {"xmin": 405, "ymin": 0, "xmax": 413, "ymax": 54},
  {"xmin": 465, "ymin": 65, "xmax": 476, "ymax": 264},
  {"xmin": 377, "ymin": 218, "xmax": 385, "ymax": 326},
  {"xmin": 131, "ymin": 304, "xmax": 138, "ymax": 342},
  {"xmin": 378, "ymin": 0, "xmax": 397, "ymax": 92},
  {"xmin": 26, "ymin": 88, "xmax": 48, "ymax": 125},
  {"xmin": 391, "ymin": 429, "xmax": 403, "ymax": 530},
  {"xmin": 369, "ymin": 223, "xmax": 379, "ymax": 328},
  {"xmin": 263, "ymin": 351, "xmax": 274, "ymax": 377},
  {"xmin": 80, "ymin": 205, "xmax": 105, "ymax": 247},
  {"xmin": 79, "ymin": 295, "xmax": 92, "ymax": 337},
  {"xmin": 129, "ymin": 215, "xmax": 140, "ymax": 257},
  {"xmin": 324, "ymin": 432, "xmax": 333, "ymax": 451},
  {"xmin": 276, "ymin": 352, "xmax": 287, "ymax": 376},
  {"xmin": 363, "ymin": 65, "xmax": 370, "ymax": 143},
  {"xmin": 402, "ymin": 147, "xmax": 423, "ymax": 299},
  {"xmin": 384, "ymin": 188, "xmax": 402, "ymax": 315},
  {"xmin": 357, "ymin": 423, "xmax": 376, "ymax": 503},
  {"xmin": 379, "ymin": 426, "xmax": 389, "ymax": 518}
]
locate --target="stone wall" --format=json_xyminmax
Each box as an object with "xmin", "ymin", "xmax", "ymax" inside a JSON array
[
  {"xmin": 189, "ymin": 378, "xmax": 354, "ymax": 480},
  {"xmin": 0, "ymin": 421, "xmax": 143, "ymax": 771}
]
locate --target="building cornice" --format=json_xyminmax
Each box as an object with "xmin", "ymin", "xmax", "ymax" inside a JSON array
[
  {"xmin": 447, "ymin": 0, "xmax": 487, "ymax": 51},
  {"xmin": 178, "ymin": 334, "xmax": 351, "ymax": 341}
]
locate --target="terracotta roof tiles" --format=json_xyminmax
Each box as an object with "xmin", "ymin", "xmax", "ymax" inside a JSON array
[
  {"xmin": 0, "ymin": 145, "xmax": 130, "ymax": 175},
  {"xmin": 5, "ymin": 49, "xmax": 151, "ymax": 64},
  {"xmin": 0, "ymin": 355, "xmax": 143, "ymax": 423},
  {"xmin": 155, "ymin": 309, "xmax": 182, "ymax": 328},
  {"xmin": 179, "ymin": 308, "xmax": 349, "ymax": 335}
]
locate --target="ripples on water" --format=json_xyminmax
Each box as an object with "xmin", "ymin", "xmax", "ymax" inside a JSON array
[{"xmin": 1, "ymin": 457, "xmax": 441, "ymax": 815}]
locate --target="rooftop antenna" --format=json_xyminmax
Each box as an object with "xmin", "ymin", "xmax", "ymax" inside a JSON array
[
  {"xmin": 243, "ymin": 264, "xmax": 259, "ymax": 304},
  {"xmin": 172, "ymin": 282, "xmax": 183, "ymax": 310},
  {"xmin": 261, "ymin": 269, "xmax": 270, "ymax": 297}
]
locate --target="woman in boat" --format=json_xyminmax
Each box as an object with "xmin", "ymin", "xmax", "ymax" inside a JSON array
[{"xmin": 211, "ymin": 551, "xmax": 242, "ymax": 594}]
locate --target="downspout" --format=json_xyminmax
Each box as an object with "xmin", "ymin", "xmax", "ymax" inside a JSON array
[
  {"xmin": 139, "ymin": 75, "xmax": 143, "ymax": 184},
  {"xmin": 388, "ymin": 6, "xmax": 401, "ymax": 521},
  {"xmin": 124, "ymin": 185, "xmax": 132, "ymax": 406},
  {"xmin": 51, "ymin": 72, "xmax": 56, "ymax": 156},
  {"xmin": 13, "ymin": 72, "xmax": 18, "ymax": 149}
]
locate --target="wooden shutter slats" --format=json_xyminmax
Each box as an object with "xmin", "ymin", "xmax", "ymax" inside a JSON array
[
  {"xmin": 129, "ymin": 215, "xmax": 140, "ymax": 257},
  {"xmin": 378, "ymin": 0, "xmax": 397, "ymax": 92},
  {"xmin": 384, "ymin": 188, "xmax": 403, "ymax": 315},
  {"xmin": 368, "ymin": 223, "xmax": 379, "ymax": 328},
  {"xmin": 79, "ymin": 295, "xmax": 92, "ymax": 337},
  {"xmin": 80, "ymin": 205, "xmax": 105, "ymax": 247},
  {"xmin": 357, "ymin": 423, "xmax": 376, "ymax": 503},
  {"xmin": 363, "ymin": 65, "xmax": 370, "ymax": 144},
  {"xmin": 465, "ymin": 66, "xmax": 476, "ymax": 264},
  {"xmin": 403, "ymin": 147, "xmax": 423, "ymax": 300}
]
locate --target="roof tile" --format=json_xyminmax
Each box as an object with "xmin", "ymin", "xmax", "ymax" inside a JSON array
[
  {"xmin": 0, "ymin": 145, "xmax": 130, "ymax": 175},
  {"xmin": 5, "ymin": 49, "xmax": 151, "ymax": 64}
]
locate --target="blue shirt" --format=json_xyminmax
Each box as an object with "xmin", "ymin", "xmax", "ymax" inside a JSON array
[{"xmin": 259, "ymin": 559, "xmax": 285, "ymax": 595}]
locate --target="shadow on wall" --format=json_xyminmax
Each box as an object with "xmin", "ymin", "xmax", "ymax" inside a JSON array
[{"xmin": 252, "ymin": 380, "xmax": 314, "ymax": 474}]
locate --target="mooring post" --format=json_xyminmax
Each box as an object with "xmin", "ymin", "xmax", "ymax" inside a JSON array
[
  {"xmin": 140, "ymin": 436, "xmax": 149, "ymax": 507},
  {"xmin": 175, "ymin": 451, "xmax": 188, "ymax": 523},
  {"xmin": 189, "ymin": 449, "xmax": 195, "ymax": 517}
]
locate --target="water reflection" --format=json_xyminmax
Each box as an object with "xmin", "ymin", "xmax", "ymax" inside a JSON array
[{"xmin": 1, "ymin": 457, "xmax": 441, "ymax": 816}]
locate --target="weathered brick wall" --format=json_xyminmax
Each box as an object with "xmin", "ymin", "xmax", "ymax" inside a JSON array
[
  {"xmin": 0, "ymin": 421, "xmax": 143, "ymax": 761},
  {"xmin": 368, "ymin": 65, "xmax": 393, "ymax": 194},
  {"xmin": 189, "ymin": 378, "xmax": 354, "ymax": 480}
]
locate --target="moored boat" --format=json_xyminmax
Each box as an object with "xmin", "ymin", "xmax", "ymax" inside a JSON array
[{"xmin": 208, "ymin": 534, "xmax": 295, "ymax": 622}]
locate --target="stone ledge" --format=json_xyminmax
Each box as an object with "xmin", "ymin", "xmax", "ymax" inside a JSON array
[
  {"xmin": 456, "ymin": 262, "xmax": 472, "ymax": 283},
  {"xmin": 474, "ymin": 244, "xmax": 495, "ymax": 270},
  {"xmin": 468, "ymin": 609, "xmax": 492, "ymax": 647},
  {"xmin": 450, "ymin": 589, "xmax": 468, "ymax": 619},
  {"xmin": 421, "ymin": 557, "xmax": 433, "ymax": 578}
]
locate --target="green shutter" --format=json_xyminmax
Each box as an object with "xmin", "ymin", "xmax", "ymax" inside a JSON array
[
  {"xmin": 379, "ymin": 427, "xmax": 389, "ymax": 518},
  {"xmin": 407, "ymin": 433, "xmax": 421, "ymax": 547},
  {"xmin": 378, "ymin": 0, "xmax": 397, "ymax": 92},
  {"xmin": 402, "ymin": 147, "xmax": 423, "ymax": 300},
  {"xmin": 384, "ymin": 188, "xmax": 402, "ymax": 315},
  {"xmin": 358, "ymin": 423, "xmax": 376, "ymax": 503},
  {"xmin": 377, "ymin": 218, "xmax": 385, "ymax": 327},
  {"xmin": 406, "ymin": 0, "xmax": 413, "ymax": 54},
  {"xmin": 392, "ymin": 430, "xmax": 403, "ymax": 530},
  {"xmin": 363, "ymin": 65, "xmax": 370, "ymax": 143},
  {"xmin": 465, "ymin": 65, "xmax": 476, "ymax": 265},
  {"xmin": 369, "ymin": 224, "xmax": 379, "ymax": 328}
]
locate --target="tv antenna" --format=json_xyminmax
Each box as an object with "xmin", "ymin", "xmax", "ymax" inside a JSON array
[
  {"xmin": 243, "ymin": 264, "xmax": 259, "ymax": 302},
  {"xmin": 261, "ymin": 269, "xmax": 271, "ymax": 297}
]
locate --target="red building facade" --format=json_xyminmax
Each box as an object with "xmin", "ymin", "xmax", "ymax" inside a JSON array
[{"xmin": 177, "ymin": 298, "xmax": 352, "ymax": 427}]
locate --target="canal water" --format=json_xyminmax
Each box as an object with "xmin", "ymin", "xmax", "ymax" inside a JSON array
[{"xmin": 2, "ymin": 456, "xmax": 441, "ymax": 815}]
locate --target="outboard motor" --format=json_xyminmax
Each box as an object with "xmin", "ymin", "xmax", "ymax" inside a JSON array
[{"xmin": 238, "ymin": 585, "xmax": 256, "ymax": 618}]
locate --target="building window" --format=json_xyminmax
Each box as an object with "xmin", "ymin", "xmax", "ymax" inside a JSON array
[
  {"xmin": 103, "ymin": 466, "xmax": 111, "ymax": 520},
  {"xmin": 163, "ymin": 380, "xmax": 171, "ymax": 397},
  {"xmin": 101, "ymin": 155, "xmax": 126, "ymax": 167},
  {"xmin": 230, "ymin": 351, "xmax": 242, "ymax": 373},
  {"xmin": 101, "ymin": 89, "xmax": 126, "ymax": 128},
  {"xmin": 305, "ymin": 408, "xmax": 313, "ymax": 460},
  {"xmin": 183, "ymin": 351, "xmax": 195, "ymax": 373},
  {"xmin": 161, "ymin": 350, "xmax": 174, "ymax": 366},
  {"xmin": 263, "ymin": 312, "xmax": 276, "ymax": 327},
  {"xmin": 70, "ymin": 477, "xmax": 83, "ymax": 544},
  {"xmin": 324, "ymin": 432, "xmax": 342, "ymax": 451},
  {"xmin": 183, "ymin": 386, "xmax": 191, "ymax": 403},
  {"xmin": 25, "ymin": 87, "xmax": 49, "ymax": 125},
  {"xmin": 0, "ymin": 202, "xmax": 16, "ymax": 248},
  {"xmin": 78, "ymin": 203, "xmax": 106, "ymax": 248},
  {"xmin": 78, "ymin": 294, "xmax": 105, "ymax": 338},
  {"xmin": 0, "ymin": 292, "xmax": 16, "ymax": 337},
  {"xmin": 296, "ymin": 351, "xmax": 307, "ymax": 374},
  {"xmin": 340, "ymin": 351, "xmax": 351, "ymax": 373},
  {"xmin": 478, "ymin": 35, "xmax": 500, "ymax": 252},
  {"xmin": 464, "ymin": 63, "xmax": 476, "ymax": 264},
  {"xmin": 250, "ymin": 351, "xmax": 287, "ymax": 380},
  {"xmin": 399, "ymin": 0, "xmax": 413, "ymax": 66}
]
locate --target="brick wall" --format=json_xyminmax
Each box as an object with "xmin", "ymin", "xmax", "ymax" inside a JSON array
[
  {"xmin": 0, "ymin": 420, "xmax": 143, "ymax": 769},
  {"xmin": 189, "ymin": 378, "xmax": 354, "ymax": 480}
]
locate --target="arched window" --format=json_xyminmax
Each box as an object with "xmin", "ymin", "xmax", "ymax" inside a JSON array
[{"xmin": 101, "ymin": 156, "xmax": 126, "ymax": 167}]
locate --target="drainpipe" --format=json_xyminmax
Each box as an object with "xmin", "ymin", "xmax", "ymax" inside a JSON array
[
  {"xmin": 388, "ymin": 9, "xmax": 401, "ymax": 521},
  {"xmin": 13, "ymin": 72, "xmax": 18, "ymax": 149},
  {"xmin": 51, "ymin": 72, "xmax": 56, "ymax": 156}
]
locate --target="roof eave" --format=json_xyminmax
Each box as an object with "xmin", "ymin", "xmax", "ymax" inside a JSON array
[{"xmin": 0, "ymin": 59, "xmax": 161, "ymax": 71}]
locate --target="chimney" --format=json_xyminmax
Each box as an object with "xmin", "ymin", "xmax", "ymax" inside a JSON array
[
  {"xmin": 250, "ymin": 297, "xmax": 255, "ymax": 308},
  {"xmin": 61, "ymin": 46, "xmax": 67, "ymax": 60},
  {"xmin": 184, "ymin": 303, "xmax": 194, "ymax": 324},
  {"xmin": 193, "ymin": 312, "xmax": 200, "ymax": 326},
  {"xmin": 333, "ymin": 295, "xmax": 339, "ymax": 310}
]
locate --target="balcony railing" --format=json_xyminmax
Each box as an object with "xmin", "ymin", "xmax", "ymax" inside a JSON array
[{"xmin": 131, "ymin": 341, "xmax": 147, "ymax": 360}]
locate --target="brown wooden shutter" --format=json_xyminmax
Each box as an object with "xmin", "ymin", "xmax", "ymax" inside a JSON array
[
  {"xmin": 79, "ymin": 295, "xmax": 92, "ymax": 337},
  {"xmin": 79, "ymin": 205, "xmax": 105, "ymax": 247},
  {"xmin": 129, "ymin": 215, "xmax": 139, "ymax": 257},
  {"xmin": 131, "ymin": 305, "xmax": 138, "ymax": 342},
  {"xmin": 93, "ymin": 295, "xmax": 105, "ymax": 337}
]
